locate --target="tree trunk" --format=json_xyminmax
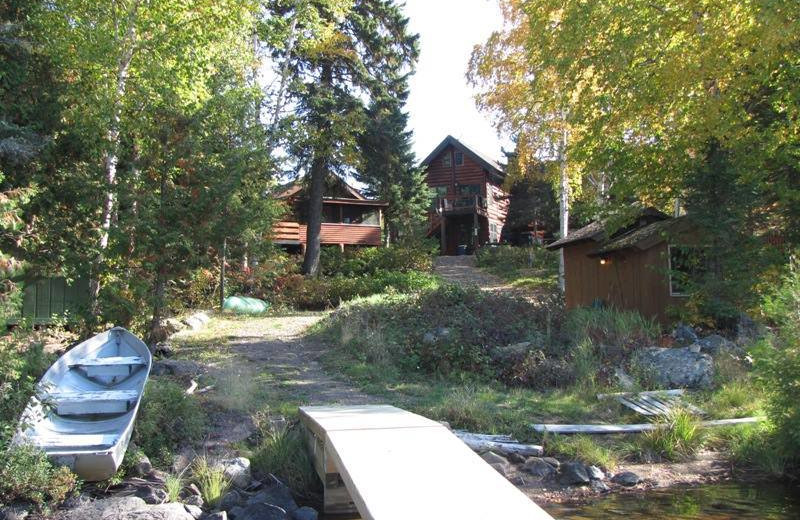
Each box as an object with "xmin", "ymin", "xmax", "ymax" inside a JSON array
[
  {"xmin": 302, "ymin": 153, "xmax": 327, "ymax": 276},
  {"xmin": 557, "ymin": 124, "xmax": 569, "ymax": 292},
  {"xmin": 90, "ymin": 4, "xmax": 139, "ymax": 312}
]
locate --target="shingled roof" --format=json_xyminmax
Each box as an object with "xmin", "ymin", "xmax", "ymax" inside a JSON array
[
  {"xmin": 546, "ymin": 208, "xmax": 675, "ymax": 252},
  {"xmin": 421, "ymin": 135, "xmax": 505, "ymax": 177}
]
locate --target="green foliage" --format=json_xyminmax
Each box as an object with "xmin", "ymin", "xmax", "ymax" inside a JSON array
[
  {"xmin": 0, "ymin": 333, "xmax": 52, "ymax": 445},
  {"xmin": 756, "ymin": 258, "xmax": 800, "ymax": 464},
  {"xmin": 566, "ymin": 306, "xmax": 660, "ymax": 347},
  {"xmin": 320, "ymin": 243, "xmax": 436, "ymax": 277},
  {"xmin": 251, "ymin": 426, "xmax": 319, "ymax": 499},
  {"xmin": 720, "ymin": 423, "xmax": 789, "ymax": 477},
  {"xmin": 475, "ymin": 244, "xmax": 558, "ymax": 279},
  {"xmin": 164, "ymin": 473, "xmax": 184, "ymax": 503},
  {"xmin": 133, "ymin": 380, "xmax": 206, "ymax": 466},
  {"xmin": 546, "ymin": 434, "xmax": 619, "ymax": 469},
  {"xmin": 191, "ymin": 457, "xmax": 229, "ymax": 508},
  {"xmin": 0, "ymin": 444, "xmax": 78, "ymax": 508},
  {"xmin": 427, "ymin": 387, "xmax": 496, "ymax": 433},
  {"xmin": 636, "ymin": 410, "xmax": 706, "ymax": 462}
]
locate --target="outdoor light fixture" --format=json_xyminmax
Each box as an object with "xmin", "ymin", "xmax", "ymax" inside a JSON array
[{"xmin": 600, "ymin": 257, "xmax": 610, "ymax": 265}]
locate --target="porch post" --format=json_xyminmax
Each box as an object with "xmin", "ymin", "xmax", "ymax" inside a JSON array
[{"xmin": 440, "ymin": 200, "xmax": 447, "ymax": 255}]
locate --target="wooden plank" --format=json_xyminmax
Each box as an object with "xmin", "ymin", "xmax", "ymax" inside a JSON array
[
  {"xmin": 637, "ymin": 395, "xmax": 673, "ymax": 415},
  {"xmin": 617, "ymin": 396, "xmax": 659, "ymax": 416},
  {"xmin": 531, "ymin": 417, "xmax": 765, "ymax": 434},
  {"xmin": 301, "ymin": 405, "xmax": 552, "ymax": 520},
  {"xmin": 597, "ymin": 389, "xmax": 685, "ymax": 400},
  {"xmin": 453, "ymin": 431, "xmax": 543, "ymax": 458}
]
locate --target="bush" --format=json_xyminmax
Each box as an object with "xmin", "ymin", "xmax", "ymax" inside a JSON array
[
  {"xmin": 251, "ymin": 426, "xmax": 319, "ymax": 499},
  {"xmin": 476, "ymin": 244, "xmax": 558, "ymax": 278},
  {"xmin": 133, "ymin": 380, "xmax": 206, "ymax": 465},
  {"xmin": 0, "ymin": 333, "xmax": 52, "ymax": 445},
  {"xmin": 0, "ymin": 444, "xmax": 78, "ymax": 508},
  {"xmin": 320, "ymin": 241, "xmax": 436, "ymax": 277}
]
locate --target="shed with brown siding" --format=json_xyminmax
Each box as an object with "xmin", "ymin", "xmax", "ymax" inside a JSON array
[{"xmin": 546, "ymin": 210, "xmax": 692, "ymax": 325}]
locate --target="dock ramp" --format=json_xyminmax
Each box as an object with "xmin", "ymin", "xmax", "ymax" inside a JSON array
[{"xmin": 299, "ymin": 404, "xmax": 554, "ymax": 519}]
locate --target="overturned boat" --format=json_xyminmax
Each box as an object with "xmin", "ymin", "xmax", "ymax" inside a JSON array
[{"xmin": 14, "ymin": 327, "xmax": 152, "ymax": 481}]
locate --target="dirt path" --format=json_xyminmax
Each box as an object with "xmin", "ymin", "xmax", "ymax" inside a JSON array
[{"xmin": 434, "ymin": 255, "xmax": 510, "ymax": 290}]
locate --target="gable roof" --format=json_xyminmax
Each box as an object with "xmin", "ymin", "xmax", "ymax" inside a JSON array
[
  {"xmin": 421, "ymin": 135, "xmax": 505, "ymax": 177},
  {"xmin": 590, "ymin": 216, "xmax": 687, "ymax": 256},
  {"xmin": 546, "ymin": 208, "xmax": 671, "ymax": 251},
  {"xmin": 276, "ymin": 176, "xmax": 367, "ymax": 200}
]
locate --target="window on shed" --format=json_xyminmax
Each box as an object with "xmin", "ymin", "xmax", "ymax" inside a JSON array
[
  {"xmin": 668, "ymin": 245, "xmax": 708, "ymax": 297},
  {"xmin": 454, "ymin": 151, "xmax": 464, "ymax": 166},
  {"xmin": 442, "ymin": 152, "xmax": 452, "ymax": 167}
]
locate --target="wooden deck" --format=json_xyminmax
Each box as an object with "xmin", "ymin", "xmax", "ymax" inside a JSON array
[{"xmin": 299, "ymin": 405, "xmax": 553, "ymax": 520}]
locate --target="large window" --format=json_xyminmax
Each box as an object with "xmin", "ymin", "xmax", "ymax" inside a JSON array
[
  {"xmin": 668, "ymin": 245, "xmax": 708, "ymax": 297},
  {"xmin": 341, "ymin": 206, "xmax": 379, "ymax": 225},
  {"xmin": 442, "ymin": 152, "xmax": 452, "ymax": 167},
  {"xmin": 454, "ymin": 151, "xmax": 464, "ymax": 166}
]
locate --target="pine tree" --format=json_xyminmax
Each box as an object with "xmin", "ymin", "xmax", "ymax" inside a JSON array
[
  {"xmin": 274, "ymin": 0, "xmax": 418, "ymax": 275},
  {"xmin": 357, "ymin": 95, "xmax": 429, "ymax": 244}
]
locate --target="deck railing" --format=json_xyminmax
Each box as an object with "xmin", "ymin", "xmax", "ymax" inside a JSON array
[{"xmin": 434, "ymin": 195, "xmax": 487, "ymax": 214}]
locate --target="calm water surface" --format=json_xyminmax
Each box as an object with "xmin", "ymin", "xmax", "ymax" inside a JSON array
[{"xmin": 542, "ymin": 481, "xmax": 800, "ymax": 519}]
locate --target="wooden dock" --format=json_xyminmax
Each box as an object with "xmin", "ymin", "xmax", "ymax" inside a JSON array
[{"xmin": 299, "ymin": 404, "xmax": 553, "ymax": 520}]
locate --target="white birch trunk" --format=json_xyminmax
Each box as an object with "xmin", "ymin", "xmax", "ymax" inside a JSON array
[{"xmin": 557, "ymin": 124, "xmax": 569, "ymax": 293}]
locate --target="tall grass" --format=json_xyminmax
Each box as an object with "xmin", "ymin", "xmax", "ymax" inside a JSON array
[
  {"xmin": 251, "ymin": 427, "xmax": 318, "ymax": 499},
  {"xmin": 427, "ymin": 386, "xmax": 496, "ymax": 433},
  {"xmin": 164, "ymin": 473, "xmax": 184, "ymax": 503},
  {"xmin": 192, "ymin": 457, "xmax": 230, "ymax": 508},
  {"xmin": 636, "ymin": 409, "xmax": 705, "ymax": 462},
  {"xmin": 566, "ymin": 306, "xmax": 660, "ymax": 347},
  {"xmin": 546, "ymin": 434, "xmax": 619, "ymax": 469}
]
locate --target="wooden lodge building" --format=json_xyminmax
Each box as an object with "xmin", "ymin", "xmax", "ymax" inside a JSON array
[
  {"xmin": 272, "ymin": 177, "xmax": 388, "ymax": 252},
  {"xmin": 546, "ymin": 209, "xmax": 694, "ymax": 324},
  {"xmin": 422, "ymin": 136, "xmax": 510, "ymax": 255}
]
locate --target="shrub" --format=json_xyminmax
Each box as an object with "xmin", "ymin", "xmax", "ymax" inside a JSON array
[
  {"xmin": 476, "ymin": 244, "xmax": 558, "ymax": 278},
  {"xmin": 192, "ymin": 457, "xmax": 230, "ymax": 508},
  {"xmin": 251, "ymin": 426, "xmax": 319, "ymax": 499},
  {"xmin": 320, "ymin": 242, "xmax": 436, "ymax": 277},
  {"xmin": 0, "ymin": 444, "xmax": 78, "ymax": 508},
  {"xmin": 133, "ymin": 380, "xmax": 206, "ymax": 466},
  {"xmin": 636, "ymin": 409, "xmax": 705, "ymax": 462},
  {"xmin": 0, "ymin": 333, "xmax": 52, "ymax": 445}
]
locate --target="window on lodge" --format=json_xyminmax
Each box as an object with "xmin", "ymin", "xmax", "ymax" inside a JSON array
[
  {"xmin": 454, "ymin": 151, "xmax": 464, "ymax": 166},
  {"xmin": 321, "ymin": 205, "xmax": 380, "ymax": 225},
  {"xmin": 668, "ymin": 245, "xmax": 708, "ymax": 297},
  {"xmin": 442, "ymin": 152, "xmax": 452, "ymax": 167}
]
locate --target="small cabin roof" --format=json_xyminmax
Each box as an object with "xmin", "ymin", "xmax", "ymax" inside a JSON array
[
  {"xmin": 547, "ymin": 208, "xmax": 672, "ymax": 252},
  {"xmin": 276, "ymin": 176, "xmax": 368, "ymax": 201},
  {"xmin": 421, "ymin": 135, "xmax": 505, "ymax": 177}
]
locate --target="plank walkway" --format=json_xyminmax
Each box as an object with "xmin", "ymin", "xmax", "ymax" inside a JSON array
[{"xmin": 300, "ymin": 405, "xmax": 553, "ymax": 520}]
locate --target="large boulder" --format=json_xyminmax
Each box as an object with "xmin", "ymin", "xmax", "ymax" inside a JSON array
[
  {"xmin": 57, "ymin": 498, "xmax": 194, "ymax": 520},
  {"xmin": 557, "ymin": 462, "xmax": 590, "ymax": 486},
  {"xmin": 672, "ymin": 324, "xmax": 698, "ymax": 346},
  {"xmin": 290, "ymin": 507, "xmax": 318, "ymax": 520},
  {"xmin": 611, "ymin": 471, "xmax": 641, "ymax": 487},
  {"xmin": 151, "ymin": 359, "xmax": 204, "ymax": 377},
  {"xmin": 246, "ymin": 477, "xmax": 298, "ymax": 514},
  {"xmin": 633, "ymin": 346, "xmax": 713, "ymax": 389},
  {"xmin": 237, "ymin": 503, "xmax": 287, "ymax": 520},
  {"xmin": 521, "ymin": 457, "xmax": 556, "ymax": 479},
  {"xmin": 124, "ymin": 504, "xmax": 196, "ymax": 520}
]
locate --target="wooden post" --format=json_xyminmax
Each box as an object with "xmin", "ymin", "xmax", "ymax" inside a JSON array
[
  {"xmin": 440, "ymin": 200, "xmax": 447, "ymax": 255},
  {"xmin": 473, "ymin": 196, "xmax": 479, "ymax": 249},
  {"xmin": 219, "ymin": 237, "xmax": 227, "ymax": 310}
]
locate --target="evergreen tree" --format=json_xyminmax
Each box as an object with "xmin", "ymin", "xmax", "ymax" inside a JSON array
[
  {"xmin": 357, "ymin": 96, "xmax": 429, "ymax": 244},
  {"xmin": 272, "ymin": 0, "xmax": 418, "ymax": 275}
]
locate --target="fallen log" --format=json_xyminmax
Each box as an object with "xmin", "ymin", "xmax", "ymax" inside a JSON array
[
  {"xmin": 531, "ymin": 416, "xmax": 764, "ymax": 434},
  {"xmin": 454, "ymin": 430, "xmax": 543, "ymax": 457}
]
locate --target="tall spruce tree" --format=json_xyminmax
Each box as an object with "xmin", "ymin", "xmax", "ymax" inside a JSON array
[
  {"xmin": 357, "ymin": 95, "xmax": 429, "ymax": 244},
  {"xmin": 272, "ymin": 0, "xmax": 418, "ymax": 275}
]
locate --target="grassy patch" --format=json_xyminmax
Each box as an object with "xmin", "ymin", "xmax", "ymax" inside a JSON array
[
  {"xmin": 192, "ymin": 457, "xmax": 230, "ymax": 508},
  {"xmin": 250, "ymin": 426, "xmax": 320, "ymax": 500},
  {"xmin": 164, "ymin": 472, "xmax": 184, "ymax": 503},
  {"xmin": 633, "ymin": 410, "xmax": 706, "ymax": 462},
  {"xmin": 546, "ymin": 434, "xmax": 620, "ymax": 469}
]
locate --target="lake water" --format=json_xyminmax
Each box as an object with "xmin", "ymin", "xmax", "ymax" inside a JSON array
[{"xmin": 542, "ymin": 481, "xmax": 800, "ymax": 519}]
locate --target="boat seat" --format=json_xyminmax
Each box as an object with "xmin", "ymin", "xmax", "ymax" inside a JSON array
[
  {"xmin": 45, "ymin": 389, "xmax": 139, "ymax": 415},
  {"xmin": 70, "ymin": 356, "xmax": 146, "ymax": 377},
  {"xmin": 31, "ymin": 433, "xmax": 120, "ymax": 450}
]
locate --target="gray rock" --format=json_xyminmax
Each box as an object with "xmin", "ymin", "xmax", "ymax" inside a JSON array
[
  {"xmin": 591, "ymin": 479, "xmax": 611, "ymax": 493},
  {"xmin": 219, "ymin": 490, "xmax": 242, "ymax": 511},
  {"xmin": 480, "ymin": 451, "xmax": 509, "ymax": 467},
  {"xmin": 586, "ymin": 466, "xmax": 605, "ymax": 481},
  {"xmin": 183, "ymin": 495, "xmax": 203, "ymax": 508},
  {"xmin": 246, "ymin": 478, "xmax": 297, "ymax": 514},
  {"xmin": 489, "ymin": 462, "xmax": 508, "ymax": 477},
  {"xmin": 611, "ymin": 471, "xmax": 641, "ymax": 487},
  {"xmin": 205, "ymin": 513, "xmax": 228, "ymax": 520},
  {"xmin": 735, "ymin": 313, "xmax": 764, "ymax": 344},
  {"xmin": 237, "ymin": 503, "xmax": 287, "ymax": 520},
  {"xmin": 134, "ymin": 453, "xmax": 153, "ymax": 477},
  {"xmin": 697, "ymin": 334, "xmax": 747, "ymax": 357},
  {"xmin": 541, "ymin": 457, "xmax": 560, "ymax": 469},
  {"xmin": 60, "ymin": 493, "xmax": 93, "ymax": 510},
  {"xmin": 183, "ymin": 317, "xmax": 204, "ymax": 330},
  {"xmin": 152, "ymin": 359, "xmax": 204, "ymax": 377},
  {"xmin": 228, "ymin": 506, "xmax": 245, "ymax": 519},
  {"xmin": 507, "ymin": 452, "xmax": 526, "ymax": 464},
  {"xmin": 633, "ymin": 347, "xmax": 714, "ymax": 389},
  {"xmin": 183, "ymin": 504, "xmax": 203, "ymax": 519},
  {"xmin": 186, "ymin": 483, "xmax": 202, "ymax": 497},
  {"xmin": 126, "ymin": 504, "xmax": 196, "ymax": 520},
  {"xmin": 522, "ymin": 457, "xmax": 556, "ymax": 478},
  {"xmin": 672, "ymin": 324, "xmax": 698, "ymax": 346},
  {"xmin": 509, "ymin": 475, "xmax": 527, "ymax": 486},
  {"xmin": 137, "ymin": 485, "xmax": 169, "ymax": 505},
  {"xmin": 290, "ymin": 507, "xmax": 318, "ymax": 520},
  {"xmin": 615, "ymin": 367, "xmax": 635, "ymax": 390},
  {"xmin": 154, "ymin": 343, "xmax": 175, "ymax": 358},
  {"xmin": 0, "ymin": 504, "xmax": 29, "ymax": 520},
  {"xmin": 216, "ymin": 457, "xmax": 251, "ymax": 489},
  {"xmin": 422, "ymin": 332, "xmax": 437, "ymax": 344},
  {"xmin": 558, "ymin": 462, "xmax": 590, "ymax": 486},
  {"xmin": 57, "ymin": 497, "xmax": 145, "ymax": 520}
]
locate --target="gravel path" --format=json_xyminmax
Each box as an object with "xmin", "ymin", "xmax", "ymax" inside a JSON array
[{"xmin": 434, "ymin": 255, "xmax": 509, "ymax": 290}]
